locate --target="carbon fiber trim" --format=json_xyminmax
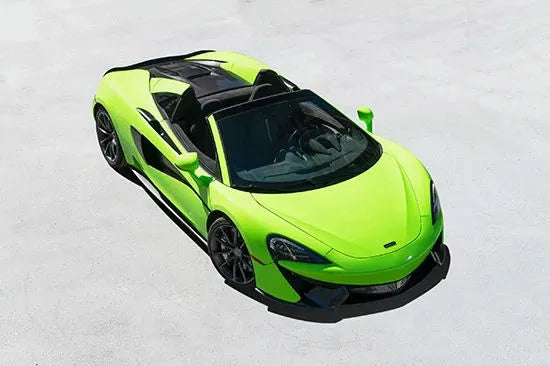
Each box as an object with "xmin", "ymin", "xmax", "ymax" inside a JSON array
[{"xmin": 104, "ymin": 50, "xmax": 215, "ymax": 75}]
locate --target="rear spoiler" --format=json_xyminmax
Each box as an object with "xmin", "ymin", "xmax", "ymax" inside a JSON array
[{"xmin": 103, "ymin": 49, "xmax": 214, "ymax": 76}]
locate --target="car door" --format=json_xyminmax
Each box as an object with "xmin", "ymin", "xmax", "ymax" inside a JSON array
[{"xmin": 133, "ymin": 106, "xmax": 211, "ymax": 237}]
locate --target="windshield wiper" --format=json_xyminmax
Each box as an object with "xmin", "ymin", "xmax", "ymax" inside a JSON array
[
  {"xmin": 269, "ymin": 177, "xmax": 322, "ymax": 191},
  {"xmin": 232, "ymin": 177, "xmax": 324, "ymax": 193},
  {"xmin": 231, "ymin": 183, "xmax": 292, "ymax": 193}
]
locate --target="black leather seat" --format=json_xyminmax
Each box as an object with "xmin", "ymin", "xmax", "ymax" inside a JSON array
[
  {"xmin": 189, "ymin": 120, "xmax": 216, "ymax": 159},
  {"xmin": 172, "ymin": 87, "xmax": 202, "ymax": 131},
  {"xmin": 249, "ymin": 83, "xmax": 276, "ymax": 101},
  {"xmin": 201, "ymin": 98, "xmax": 223, "ymax": 116},
  {"xmin": 170, "ymin": 87, "xmax": 217, "ymax": 159}
]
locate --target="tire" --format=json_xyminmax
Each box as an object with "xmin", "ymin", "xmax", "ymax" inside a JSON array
[
  {"xmin": 94, "ymin": 106, "xmax": 127, "ymax": 171},
  {"xmin": 208, "ymin": 217, "xmax": 255, "ymax": 287}
]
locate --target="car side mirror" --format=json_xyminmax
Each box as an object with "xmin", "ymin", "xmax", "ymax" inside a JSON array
[
  {"xmin": 357, "ymin": 106, "xmax": 374, "ymax": 132},
  {"xmin": 174, "ymin": 152, "xmax": 199, "ymax": 172}
]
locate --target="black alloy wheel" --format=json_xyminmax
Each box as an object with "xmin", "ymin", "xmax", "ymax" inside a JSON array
[{"xmin": 208, "ymin": 217, "xmax": 255, "ymax": 286}]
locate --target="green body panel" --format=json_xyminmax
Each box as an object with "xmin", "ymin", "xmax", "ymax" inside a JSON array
[
  {"xmin": 374, "ymin": 136, "xmax": 433, "ymax": 216},
  {"xmin": 144, "ymin": 167, "xmax": 210, "ymax": 235},
  {"xmin": 96, "ymin": 69, "xmax": 164, "ymax": 121},
  {"xmin": 95, "ymin": 69, "xmax": 164, "ymax": 165},
  {"xmin": 150, "ymin": 77, "xmax": 189, "ymax": 95},
  {"xmin": 253, "ymin": 263, "xmax": 301, "ymax": 303},
  {"xmin": 93, "ymin": 51, "xmax": 444, "ymax": 304}
]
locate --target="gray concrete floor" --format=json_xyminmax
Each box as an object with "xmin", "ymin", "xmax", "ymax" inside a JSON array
[{"xmin": 1, "ymin": 0, "xmax": 549, "ymax": 364}]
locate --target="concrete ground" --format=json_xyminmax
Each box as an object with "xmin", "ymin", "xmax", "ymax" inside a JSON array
[{"xmin": 1, "ymin": 0, "xmax": 548, "ymax": 364}]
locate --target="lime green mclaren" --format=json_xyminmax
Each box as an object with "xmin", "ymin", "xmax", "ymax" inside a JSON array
[{"xmin": 93, "ymin": 50, "xmax": 447, "ymax": 307}]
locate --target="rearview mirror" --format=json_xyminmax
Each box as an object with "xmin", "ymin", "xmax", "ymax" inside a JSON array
[
  {"xmin": 174, "ymin": 152, "xmax": 199, "ymax": 172},
  {"xmin": 357, "ymin": 106, "xmax": 373, "ymax": 132}
]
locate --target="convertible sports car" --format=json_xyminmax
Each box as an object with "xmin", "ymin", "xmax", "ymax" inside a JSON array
[{"xmin": 93, "ymin": 50, "xmax": 447, "ymax": 307}]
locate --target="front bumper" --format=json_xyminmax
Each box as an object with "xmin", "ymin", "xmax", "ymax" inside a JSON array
[
  {"xmin": 278, "ymin": 235, "xmax": 447, "ymax": 308},
  {"xmin": 253, "ymin": 214, "xmax": 444, "ymax": 305}
]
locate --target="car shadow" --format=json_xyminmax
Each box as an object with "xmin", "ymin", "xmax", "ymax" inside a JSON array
[{"xmin": 118, "ymin": 168, "xmax": 451, "ymax": 323}]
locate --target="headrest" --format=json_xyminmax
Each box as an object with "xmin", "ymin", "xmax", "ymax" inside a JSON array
[
  {"xmin": 201, "ymin": 98, "xmax": 223, "ymax": 116},
  {"xmin": 249, "ymin": 83, "xmax": 275, "ymax": 101}
]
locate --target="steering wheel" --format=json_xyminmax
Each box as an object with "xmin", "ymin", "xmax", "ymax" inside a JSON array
[
  {"xmin": 273, "ymin": 122, "xmax": 320, "ymax": 163},
  {"xmin": 291, "ymin": 123, "xmax": 319, "ymax": 146}
]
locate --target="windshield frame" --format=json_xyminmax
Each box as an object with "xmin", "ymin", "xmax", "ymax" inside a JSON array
[{"xmin": 211, "ymin": 89, "xmax": 382, "ymax": 193}]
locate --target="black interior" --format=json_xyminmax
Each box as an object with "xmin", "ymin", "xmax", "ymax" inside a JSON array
[
  {"xmin": 249, "ymin": 83, "xmax": 275, "ymax": 101},
  {"xmin": 212, "ymin": 89, "xmax": 383, "ymax": 192},
  {"xmin": 194, "ymin": 69, "xmax": 290, "ymax": 113},
  {"xmin": 200, "ymin": 99, "xmax": 223, "ymax": 116},
  {"xmin": 169, "ymin": 87, "xmax": 217, "ymax": 160},
  {"xmin": 158, "ymin": 68, "xmax": 293, "ymax": 175},
  {"xmin": 154, "ymin": 92, "xmax": 180, "ymax": 119}
]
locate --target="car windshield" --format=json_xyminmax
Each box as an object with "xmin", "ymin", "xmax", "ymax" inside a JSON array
[{"xmin": 215, "ymin": 90, "xmax": 382, "ymax": 193}]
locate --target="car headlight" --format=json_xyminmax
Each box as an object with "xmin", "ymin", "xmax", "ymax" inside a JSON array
[
  {"xmin": 431, "ymin": 180, "xmax": 441, "ymax": 224},
  {"xmin": 268, "ymin": 236, "xmax": 330, "ymax": 264}
]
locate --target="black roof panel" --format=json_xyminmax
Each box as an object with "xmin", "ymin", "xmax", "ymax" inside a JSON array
[{"xmin": 150, "ymin": 60, "xmax": 250, "ymax": 97}]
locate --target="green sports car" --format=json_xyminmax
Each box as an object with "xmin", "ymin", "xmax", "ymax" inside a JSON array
[{"xmin": 93, "ymin": 50, "xmax": 447, "ymax": 308}]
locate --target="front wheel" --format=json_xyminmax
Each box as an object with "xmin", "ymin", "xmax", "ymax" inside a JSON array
[{"xmin": 208, "ymin": 217, "xmax": 255, "ymax": 287}]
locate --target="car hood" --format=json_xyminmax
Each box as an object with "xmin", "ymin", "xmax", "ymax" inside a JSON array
[{"xmin": 252, "ymin": 152, "xmax": 421, "ymax": 258}]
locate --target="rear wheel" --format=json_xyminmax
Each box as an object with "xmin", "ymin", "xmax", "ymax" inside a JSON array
[
  {"xmin": 208, "ymin": 217, "xmax": 255, "ymax": 287},
  {"xmin": 94, "ymin": 106, "xmax": 127, "ymax": 170}
]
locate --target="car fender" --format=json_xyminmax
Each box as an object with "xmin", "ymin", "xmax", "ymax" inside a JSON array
[{"xmin": 373, "ymin": 135, "xmax": 433, "ymax": 216}]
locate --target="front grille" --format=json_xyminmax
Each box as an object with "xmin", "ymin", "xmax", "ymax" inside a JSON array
[{"xmin": 348, "ymin": 274, "xmax": 412, "ymax": 296}]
